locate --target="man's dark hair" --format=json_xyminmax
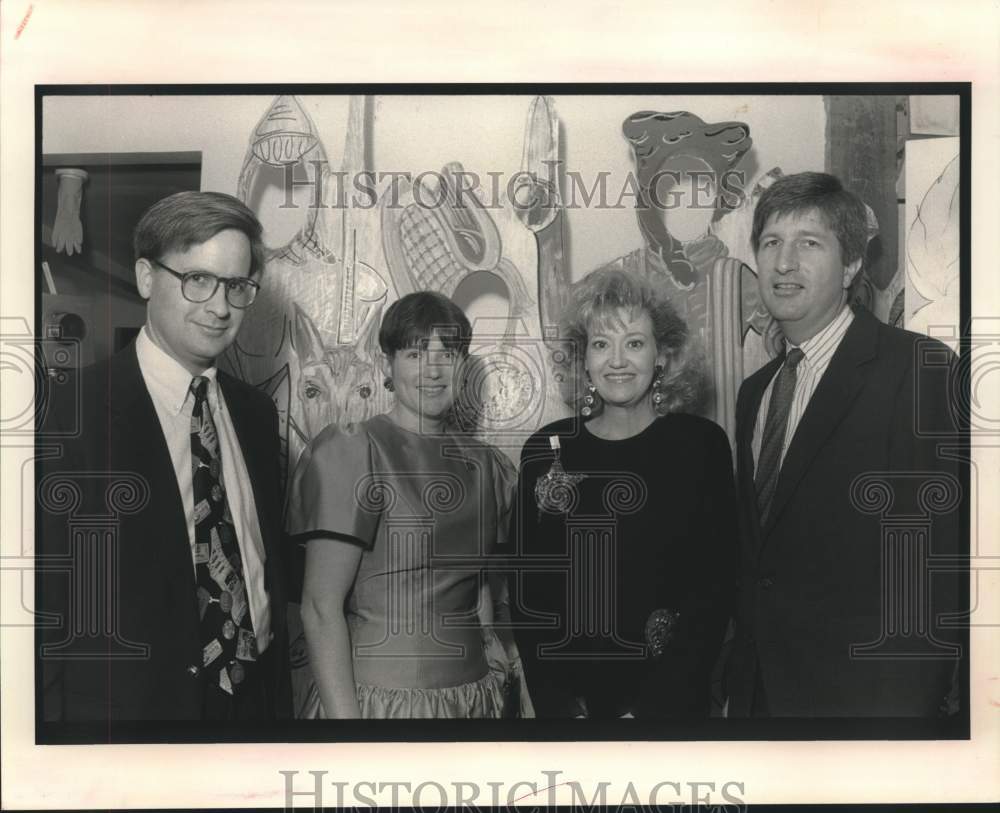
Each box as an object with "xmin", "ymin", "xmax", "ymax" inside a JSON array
[
  {"xmin": 133, "ymin": 191, "xmax": 265, "ymax": 277},
  {"xmin": 751, "ymin": 172, "xmax": 870, "ymax": 266},
  {"xmin": 378, "ymin": 291, "xmax": 472, "ymax": 357}
]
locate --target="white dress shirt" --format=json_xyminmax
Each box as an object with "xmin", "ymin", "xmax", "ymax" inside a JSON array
[
  {"xmin": 135, "ymin": 327, "xmax": 272, "ymax": 653},
  {"xmin": 752, "ymin": 306, "xmax": 854, "ymax": 474}
]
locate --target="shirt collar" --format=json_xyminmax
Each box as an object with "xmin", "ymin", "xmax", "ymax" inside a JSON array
[
  {"xmin": 788, "ymin": 305, "xmax": 854, "ymax": 364},
  {"xmin": 135, "ymin": 326, "xmax": 218, "ymax": 415}
]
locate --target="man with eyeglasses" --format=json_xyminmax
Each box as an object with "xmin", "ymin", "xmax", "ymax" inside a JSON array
[{"xmin": 38, "ymin": 191, "xmax": 291, "ymax": 723}]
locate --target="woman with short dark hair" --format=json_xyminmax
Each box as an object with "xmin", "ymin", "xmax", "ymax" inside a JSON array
[
  {"xmin": 287, "ymin": 291, "xmax": 519, "ymax": 718},
  {"xmin": 512, "ymin": 268, "xmax": 737, "ymax": 719}
]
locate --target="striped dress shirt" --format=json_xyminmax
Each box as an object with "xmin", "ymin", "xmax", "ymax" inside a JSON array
[{"xmin": 751, "ymin": 306, "xmax": 855, "ymax": 473}]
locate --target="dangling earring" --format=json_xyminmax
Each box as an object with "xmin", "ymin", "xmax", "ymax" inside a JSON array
[
  {"xmin": 581, "ymin": 375, "xmax": 597, "ymax": 417},
  {"xmin": 383, "ymin": 377, "xmax": 394, "ymax": 392},
  {"xmin": 651, "ymin": 364, "xmax": 664, "ymax": 407}
]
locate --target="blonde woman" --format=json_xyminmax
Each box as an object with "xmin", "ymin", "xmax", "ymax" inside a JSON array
[{"xmin": 512, "ymin": 268, "xmax": 737, "ymax": 719}]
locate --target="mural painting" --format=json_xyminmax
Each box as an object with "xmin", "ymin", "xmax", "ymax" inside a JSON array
[
  {"xmin": 905, "ymin": 137, "xmax": 960, "ymax": 339},
  {"xmin": 223, "ymin": 95, "xmax": 392, "ymax": 485},
  {"xmin": 218, "ymin": 95, "xmax": 899, "ymax": 714},
  {"xmin": 224, "ymin": 95, "xmax": 584, "ymax": 479},
  {"xmin": 222, "ymin": 94, "xmax": 897, "ymax": 501}
]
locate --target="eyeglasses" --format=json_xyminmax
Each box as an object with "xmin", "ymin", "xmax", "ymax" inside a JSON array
[{"xmin": 151, "ymin": 260, "xmax": 260, "ymax": 309}]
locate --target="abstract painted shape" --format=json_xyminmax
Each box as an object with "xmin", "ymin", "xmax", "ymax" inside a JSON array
[
  {"xmin": 514, "ymin": 95, "xmax": 561, "ymax": 234},
  {"xmin": 622, "ymin": 111, "xmax": 752, "ymax": 290},
  {"xmin": 338, "ymin": 229, "xmax": 389, "ymax": 347},
  {"xmin": 907, "ymin": 153, "xmax": 959, "ymax": 302},
  {"xmin": 227, "ymin": 94, "xmax": 393, "ymax": 479},
  {"xmin": 904, "ymin": 139, "xmax": 960, "ymax": 338},
  {"xmin": 249, "ymin": 95, "xmax": 321, "ymax": 166},
  {"xmin": 381, "ymin": 161, "xmax": 505, "ymax": 295},
  {"xmin": 291, "ymin": 303, "xmax": 384, "ymax": 442},
  {"xmin": 237, "ymin": 95, "xmax": 330, "ymax": 265},
  {"xmin": 514, "ymin": 95, "xmax": 572, "ymax": 380},
  {"xmin": 455, "ymin": 313, "xmax": 567, "ymax": 450}
]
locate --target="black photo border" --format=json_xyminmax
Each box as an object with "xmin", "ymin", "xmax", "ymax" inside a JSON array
[{"xmin": 33, "ymin": 81, "xmax": 972, "ymax": 745}]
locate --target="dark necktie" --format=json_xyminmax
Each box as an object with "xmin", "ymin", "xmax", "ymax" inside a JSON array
[
  {"xmin": 754, "ymin": 348, "xmax": 805, "ymax": 525},
  {"xmin": 190, "ymin": 376, "xmax": 256, "ymax": 695}
]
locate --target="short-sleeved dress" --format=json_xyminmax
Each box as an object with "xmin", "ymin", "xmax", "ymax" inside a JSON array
[{"xmin": 286, "ymin": 413, "xmax": 517, "ymax": 719}]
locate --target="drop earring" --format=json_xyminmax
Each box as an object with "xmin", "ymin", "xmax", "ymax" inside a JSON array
[
  {"xmin": 651, "ymin": 364, "xmax": 664, "ymax": 407},
  {"xmin": 383, "ymin": 377, "xmax": 394, "ymax": 392},
  {"xmin": 581, "ymin": 374, "xmax": 597, "ymax": 417}
]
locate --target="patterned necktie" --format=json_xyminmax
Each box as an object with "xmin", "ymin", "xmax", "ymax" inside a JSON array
[
  {"xmin": 190, "ymin": 376, "xmax": 256, "ymax": 695},
  {"xmin": 754, "ymin": 348, "xmax": 805, "ymax": 525}
]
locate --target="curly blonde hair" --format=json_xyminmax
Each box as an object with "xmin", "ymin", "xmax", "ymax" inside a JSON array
[{"xmin": 560, "ymin": 268, "xmax": 706, "ymax": 416}]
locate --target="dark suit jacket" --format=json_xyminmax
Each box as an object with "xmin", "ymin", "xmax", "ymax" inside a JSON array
[
  {"xmin": 727, "ymin": 307, "xmax": 965, "ymax": 717},
  {"xmin": 37, "ymin": 342, "xmax": 291, "ymax": 722}
]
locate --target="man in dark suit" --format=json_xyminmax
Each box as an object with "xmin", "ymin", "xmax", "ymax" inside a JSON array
[
  {"xmin": 726, "ymin": 172, "xmax": 964, "ymax": 717},
  {"xmin": 38, "ymin": 191, "xmax": 291, "ymax": 723}
]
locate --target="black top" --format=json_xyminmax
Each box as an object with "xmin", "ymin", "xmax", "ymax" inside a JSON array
[{"xmin": 509, "ymin": 413, "xmax": 738, "ymax": 719}]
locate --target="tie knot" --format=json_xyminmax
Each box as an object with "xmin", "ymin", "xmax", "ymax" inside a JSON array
[
  {"xmin": 190, "ymin": 376, "xmax": 209, "ymax": 402},
  {"xmin": 784, "ymin": 348, "xmax": 805, "ymax": 370}
]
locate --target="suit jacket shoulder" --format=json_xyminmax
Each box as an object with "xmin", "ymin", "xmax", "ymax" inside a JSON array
[
  {"xmin": 218, "ymin": 367, "xmax": 278, "ymax": 420},
  {"xmin": 874, "ymin": 313, "xmax": 957, "ymax": 363},
  {"xmin": 42, "ymin": 346, "xmax": 141, "ymax": 448}
]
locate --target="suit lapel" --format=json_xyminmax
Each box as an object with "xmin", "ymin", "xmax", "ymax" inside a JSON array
[
  {"xmin": 762, "ymin": 308, "xmax": 879, "ymax": 538},
  {"xmin": 738, "ymin": 355, "xmax": 781, "ymax": 554},
  {"xmin": 107, "ymin": 344, "xmax": 194, "ymax": 589}
]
